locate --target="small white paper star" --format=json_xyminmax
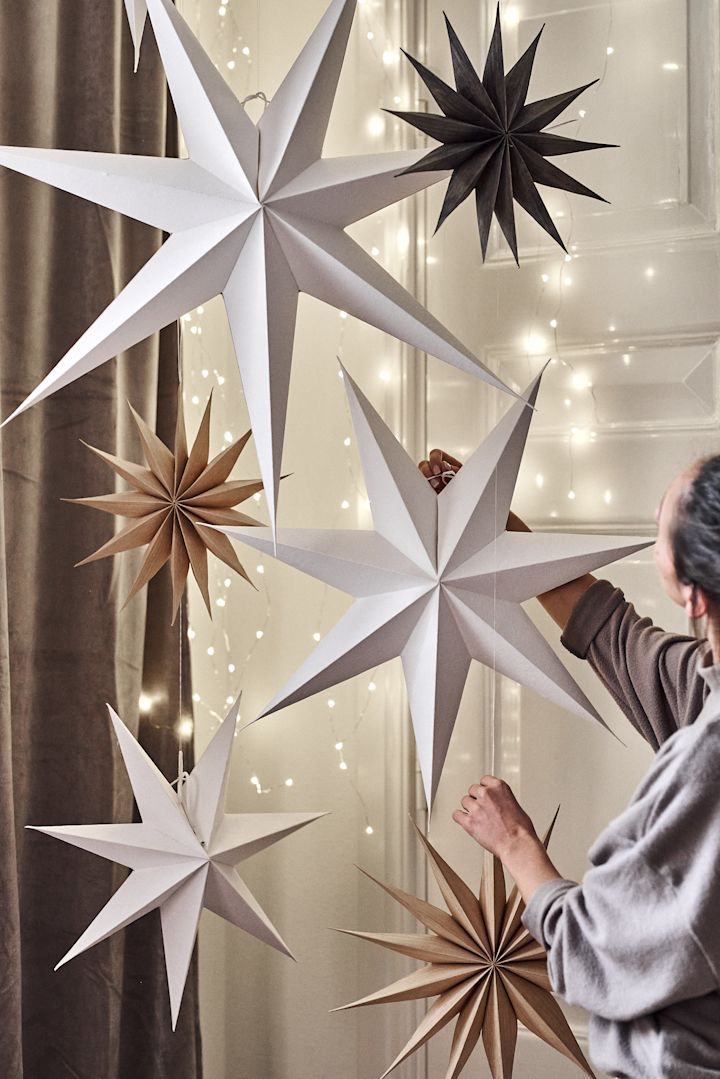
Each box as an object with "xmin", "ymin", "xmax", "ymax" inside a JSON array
[{"xmin": 30, "ymin": 699, "xmax": 325, "ymax": 1028}]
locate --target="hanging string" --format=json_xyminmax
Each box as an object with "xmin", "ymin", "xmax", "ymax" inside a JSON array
[
  {"xmin": 240, "ymin": 90, "xmax": 269, "ymax": 111},
  {"xmin": 490, "ymin": 465, "xmax": 498, "ymax": 776}
]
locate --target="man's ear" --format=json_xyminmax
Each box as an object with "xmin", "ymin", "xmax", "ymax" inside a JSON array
[{"xmin": 684, "ymin": 583, "xmax": 709, "ymax": 621}]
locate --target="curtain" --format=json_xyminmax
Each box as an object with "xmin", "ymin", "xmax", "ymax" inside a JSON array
[{"xmin": 0, "ymin": 3, "xmax": 201, "ymax": 1077}]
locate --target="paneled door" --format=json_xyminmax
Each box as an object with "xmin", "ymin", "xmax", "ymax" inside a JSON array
[{"xmin": 411, "ymin": 0, "xmax": 720, "ymax": 1076}]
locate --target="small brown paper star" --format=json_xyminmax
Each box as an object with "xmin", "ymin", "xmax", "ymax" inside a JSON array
[
  {"xmin": 68, "ymin": 394, "xmax": 263, "ymax": 621},
  {"xmin": 335, "ymin": 816, "xmax": 594, "ymax": 1079}
]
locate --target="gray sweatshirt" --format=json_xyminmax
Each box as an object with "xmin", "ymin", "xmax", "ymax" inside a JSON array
[{"xmin": 522, "ymin": 579, "xmax": 720, "ymax": 1078}]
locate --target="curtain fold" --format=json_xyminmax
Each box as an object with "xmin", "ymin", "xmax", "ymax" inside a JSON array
[{"xmin": 0, "ymin": 3, "xmax": 201, "ymax": 1077}]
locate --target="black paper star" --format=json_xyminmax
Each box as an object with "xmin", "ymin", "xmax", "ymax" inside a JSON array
[{"xmin": 389, "ymin": 5, "xmax": 615, "ymax": 263}]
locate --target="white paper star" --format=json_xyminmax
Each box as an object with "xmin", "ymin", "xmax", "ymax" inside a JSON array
[
  {"xmin": 124, "ymin": 0, "xmax": 148, "ymax": 70},
  {"xmin": 0, "ymin": 0, "xmax": 512, "ymax": 535},
  {"xmin": 219, "ymin": 368, "xmax": 652, "ymax": 809},
  {"xmin": 29, "ymin": 699, "xmax": 325, "ymax": 1028}
]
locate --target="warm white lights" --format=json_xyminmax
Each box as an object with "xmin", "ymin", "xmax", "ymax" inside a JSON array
[
  {"xmin": 178, "ymin": 717, "xmax": 194, "ymax": 739},
  {"xmin": 571, "ymin": 372, "xmax": 592, "ymax": 390},
  {"xmin": 367, "ymin": 113, "xmax": 385, "ymax": 137},
  {"xmin": 255, "ymin": 630, "xmax": 264, "ymax": 640},
  {"xmin": 523, "ymin": 334, "xmax": 547, "ymax": 354},
  {"xmin": 535, "ymin": 473, "xmax": 544, "ymax": 488},
  {"xmin": 138, "ymin": 694, "xmax": 152, "ymax": 713}
]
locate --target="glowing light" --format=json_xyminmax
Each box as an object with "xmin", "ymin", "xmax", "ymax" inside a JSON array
[
  {"xmin": 224, "ymin": 431, "xmax": 233, "ymax": 443},
  {"xmin": 366, "ymin": 30, "xmax": 374, "ymax": 40},
  {"xmin": 396, "ymin": 225, "xmax": 410, "ymax": 255},
  {"xmin": 370, "ymin": 246, "xmax": 380, "ymax": 258},
  {"xmin": 564, "ymin": 276, "xmax": 573, "ymax": 286},
  {"xmin": 339, "ymin": 760, "xmax": 348, "ymax": 771},
  {"xmin": 285, "ymin": 778, "xmax": 294, "ymax": 787},
  {"xmin": 622, "ymin": 353, "xmax": 631, "ymax": 366},
  {"xmin": 382, "ymin": 49, "xmax": 399, "ymax": 65},
  {"xmin": 571, "ymin": 427, "xmax": 590, "ymax": 445},
  {"xmin": 555, "ymin": 210, "xmax": 565, "ymax": 218},
  {"xmin": 201, "ymin": 368, "xmax": 208, "ymax": 377},
  {"xmin": 608, "ymin": 324, "xmax": 616, "ymax": 333},
  {"xmin": 564, "ymin": 398, "xmax": 571, "ymax": 407},
  {"xmin": 607, "ymin": 46, "xmax": 614, "ymax": 55},
  {"xmin": 571, "ymin": 372, "xmax": 592, "ymax": 390},
  {"xmin": 228, "ymin": 663, "xmax": 236, "ymax": 673},
  {"xmin": 393, "ymin": 95, "xmax": 402, "ymax": 105},
  {"xmin": 339, "ymin": 310, "xmax": 348, "ymax": 319},
  {"xmin": 379, "ymin": 369, "xmax": 391, "ymax": 383},
  {"xmin": 549, "ymin": 318, "xmax": 558, "ymax": 329},
  {"xmin": 328, "ymin": 698, "xmax": 336, "ymax": 709},
  {"xmin": 335, "ymin": 741, "xmax": 344, "ymax": 751},
  {"xmin": 187, "ymin": 627, "xmax": 196, "ymax": 640},
  {"xmin": 225, "ymin": 695, "xmax": 233, "ymax": 705},
  {"xmin": 535, "ymin": 473, "xmax": 544, "ymax": 488},
  {"xmin": 567, "ymin": 489, "xmax": 576, "ymax": 500},
  {"xmin": 227, "ymin": 60, "xmax": 236, "ymax": 70},
  {"xmin": 426, "ymin": 255, "xmax": 438, "ymax": 266},
  {"xmin": 578, "ymin": 109, "xmax": 587, "ymax": 118},
  {"xmin": 367, "ymin": 112, "xmax": 385, "ymax": 138},
  {"xmin": 313, "ymin": 632, "xmax": 321, "ymax": 642},
  {"xmin": 604, "ymin": 489, "xmax": 613, "ymax": 504},
  {"xmin": 178, "ymin": 718, "xmax": 194, "ymax": 739},
  {"xmin": 368, "ymin": 681, "xmax": 377, "ymax": 691},
  {"xmin": 645, "ymin": 266, "xmax": 656, "ymax": 279},
  {"xmin": 138, "ymin": 694, "xmax": 152, "ymax": 713},
  {"xmin": 207, "ymin": 646, "xmax": 215, "ymax": 656},
  {"xmin": 218, "ymin": 6, "xmax": 227, "ymax": 16},
  {"xmin": 541, "ymin": 273, "xmax": 550, "ymax": 283},
  {"xmin": 365, "ymin": 825, "xmax": 374, "ymax": 835},
  {"xmin": 341, "ymin": 499, "xmax": 350, "ymax": 509},
  {"xmin": 564, "ymin": 253, "xmax": 572, "ymax": 262},
  {"xmin": 253, "ymin": 492, "xmax": 262, "ymax": 502},
  {"xmin": 343, "ymin": 437, "xmax": 351, "ymax": 447},
  {"xmin": 224, "ymin": 578, "xmax": 231, "ymax": 587},
  {"xmin": 216, "ymin": 597, "xmax": 226, "ymax": 608},
  {"xmin": 241, "ymin": 46, "xmax": 250, "ymax": 56},
  {"xmin": 191, "ymin": 395, "xmax": 200, "ymax": 405},
  {"xmin": 503, "ymin": 5, "xmax": 520, "ymax": 26},
  {"xmin": 255, "ymin": 630, "xmax": 264, "ymax": 640},
  {"xmin": 192, "ymin": 692, "xmax": 201, "ymax": 703},
  {"xmin": 523, "ymin": 334, "xmax": 547, "ymax": 354},
  {"xmin": 662, "ymin": 62, "xmax": 679, "ymax": 71}
]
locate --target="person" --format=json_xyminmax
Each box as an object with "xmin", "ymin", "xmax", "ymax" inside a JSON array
[{"xmin": 419, "ymin": 448, "xmax": 720, "ymax": 1079}]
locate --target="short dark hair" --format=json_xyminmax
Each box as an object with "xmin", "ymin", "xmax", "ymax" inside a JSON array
[{"xmin": 672, "ymin": 456, "xmax": 720, "ymax": 605}]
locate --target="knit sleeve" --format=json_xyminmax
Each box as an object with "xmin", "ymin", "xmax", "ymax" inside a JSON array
[{"xmin": 560, "ymin": 579, "xmax": 707, "ymax": 748}]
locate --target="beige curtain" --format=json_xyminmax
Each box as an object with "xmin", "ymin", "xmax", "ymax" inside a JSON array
[{"xmin": 0, "ymin": 2, "xmax": 201, "ymax": 1076}]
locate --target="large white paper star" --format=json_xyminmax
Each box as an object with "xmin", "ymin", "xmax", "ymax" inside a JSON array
[
  {"xmin": 0, "ymin": 0, "xmax": 512, "ymax": 535},
  {"xmin": 29, "ymin": 699, "xmax": 325, "ymax": 1028},
  {"xmin": 219, "ymin": 368, "xmax": 652, "ymax": 808}
]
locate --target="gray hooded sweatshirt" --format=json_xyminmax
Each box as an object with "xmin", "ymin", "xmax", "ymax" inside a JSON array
[{"xmin": 522, "ymin": 579, "xmax": 720, "ymax": 1078}]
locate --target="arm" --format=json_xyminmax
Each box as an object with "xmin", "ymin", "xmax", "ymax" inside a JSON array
[
  {"xmin": 454, "ymin": 772, "xmax": 720, "ymax": 1022},
  {"xmin": 420, "ymin": 449, "xmax": 707, "ymax": 744}
]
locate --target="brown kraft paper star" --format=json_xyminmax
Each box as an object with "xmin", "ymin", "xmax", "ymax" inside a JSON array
[
  {"xmin": 335, "ymin": 815, "xmax": 594, "ymax": 1078},
  {"xmin": 68, "ymin": 394, "xmax": 263, "ymax": 621}
]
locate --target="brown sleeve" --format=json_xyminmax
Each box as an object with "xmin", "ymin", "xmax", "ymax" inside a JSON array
[{"xmin": 560, "ymin": 579, "xmax": 709, "ymax": 749}]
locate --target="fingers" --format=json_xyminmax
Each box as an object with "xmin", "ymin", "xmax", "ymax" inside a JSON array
[
  {"xmin": 417, "ymin": 449, "xmax": 463, "ymax": 492},
  {"xmin": 460, "ymin": 795, "xmax": 476, "ymax": 813},
  {"xmin": 452, "ymin": 809, "xmax": 472, "ymax": 832}
]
